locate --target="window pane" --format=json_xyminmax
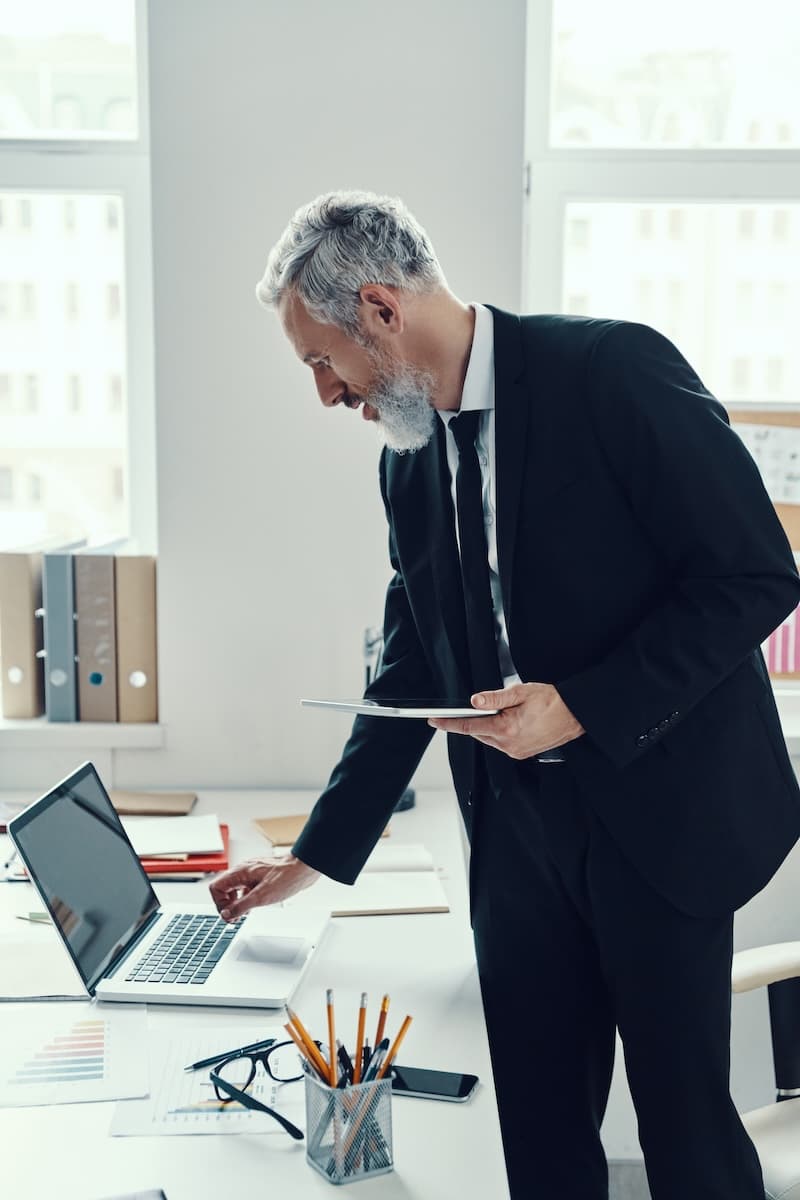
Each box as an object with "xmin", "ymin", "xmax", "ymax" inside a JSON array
[
  {"xmin": 551, "ymin": 0, "xmax": 800, "ymax": 148},
  {"xmin": 560, "ymin": 202, "xmax": 799, "ymax": 403},
  {"xmin": 0, "ymin": 192, "xmax": 128, "ymax": 549},
  {"xmin": 0, "ymin": 1, "xmax": 137, "ymax": 140}
]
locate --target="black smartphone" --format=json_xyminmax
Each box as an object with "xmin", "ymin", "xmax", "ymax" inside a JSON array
[{"xmin": 390, "ymin": 1065, "xmax": 479, "ymax": 1102}]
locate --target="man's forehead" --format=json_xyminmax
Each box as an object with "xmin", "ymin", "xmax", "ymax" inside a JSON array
[{"xmin": 280, "ymin": 292, "xmax": 330, "ymax": 358}]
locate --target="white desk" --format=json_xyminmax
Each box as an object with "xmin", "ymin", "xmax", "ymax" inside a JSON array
[{"xmin": 0, "ymin": 789, "xmax": 509, "ymax": 1200}]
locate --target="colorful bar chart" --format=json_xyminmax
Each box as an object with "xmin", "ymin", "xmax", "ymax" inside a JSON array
[
  {"xmin": 10, "ymin": 1018, "xmax": 106, "ymax": 1085},
  {"xmin": 0, "ymin": 1004, "xmax": 148, "ymax": 1108}
]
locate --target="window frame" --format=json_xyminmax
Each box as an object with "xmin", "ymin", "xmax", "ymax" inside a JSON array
[
  {"xmin": 0, "ymin": 0, "xmax": 156, "ymax": 551},
  {"xmin": 523, "ymin": 1, "xmax": 800, "ymax": 318}
]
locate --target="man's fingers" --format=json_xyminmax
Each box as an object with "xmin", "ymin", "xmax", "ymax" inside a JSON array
[{"xmin": 472, "ymin": 685, "xmax": 524, "ymax": 710}]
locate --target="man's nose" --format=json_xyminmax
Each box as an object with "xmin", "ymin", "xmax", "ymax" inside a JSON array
[{"xmin": 315, "ymin": 371, "xmax": 345, "ymax": 408}]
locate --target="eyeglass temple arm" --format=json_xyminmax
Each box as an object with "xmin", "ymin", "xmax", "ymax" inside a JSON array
[{"xmin": 211, "ymin": 1073, "xmax": 304, "ymax": 1141}]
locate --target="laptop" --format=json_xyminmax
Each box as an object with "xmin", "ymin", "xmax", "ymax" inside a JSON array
[{"xmin": 8, "ymin": 761, "xmax": 329, "ymax": 1008}]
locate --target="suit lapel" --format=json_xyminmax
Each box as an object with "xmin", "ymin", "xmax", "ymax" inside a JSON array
[{"xmin": 487, "ymin": 306, "xmax": 529, "ymax": 639}]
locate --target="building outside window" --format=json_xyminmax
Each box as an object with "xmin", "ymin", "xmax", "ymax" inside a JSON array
[
  {"xmin": 0, "ymin": 0, "xmax": 155, "ymax": 551},
  {"xmin": 525, "ymin": 0, "xmax": 800, "ymax": 409}
]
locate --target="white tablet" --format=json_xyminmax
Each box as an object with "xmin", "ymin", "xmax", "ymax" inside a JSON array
[{"xmin": 300, "ymin": 698, "xmax": 499, "ymax": 719}]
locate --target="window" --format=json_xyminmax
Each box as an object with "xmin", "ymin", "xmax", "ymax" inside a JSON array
[
  {"xmin": 524, "ymin": 1, "xmax": 800, "ymax": 407},
  {"xmin": 67, "ymin": 374, "xmax": 82, "ymax": 413},
  {"xmin": 0, "ymin": 467, "xmax": 13, "ymax": 502},
  {"xmin": 0, "ymin": 2, "xmax": 155, "ymax": 551}
]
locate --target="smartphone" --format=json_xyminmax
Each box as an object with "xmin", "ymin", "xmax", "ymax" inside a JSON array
[{"xmin": 390, "ymin": 1065, "xmax": 479, "ymax": 1102}]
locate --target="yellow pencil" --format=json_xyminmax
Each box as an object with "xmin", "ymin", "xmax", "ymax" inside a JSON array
[
  {"xmin": 374, "ymin": 993, "xmax": 390, "ymax": 1048},
  {"xmin": 377, "ymin": 1014, "xmax": 413, "ymax": 1079},
  {"xmin": 284, "ymin": 1022, "xmax": 327, "ymax": 1082},
  {"xmin": 326, "ymin": 988, "xmax": 337, "ymax": 1086},
  {"xmin": 286, "ymin": 1007, "xmax": 330, "ymax": 1081},
  {"xmin": 352, "ymin": 992, "xmax": 368, "ymax": 1084}
]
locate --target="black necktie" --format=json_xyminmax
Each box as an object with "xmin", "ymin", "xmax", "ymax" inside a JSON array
[{"xmin": 450, "ymin": 411, "xmax": 503, "ymax": 694}]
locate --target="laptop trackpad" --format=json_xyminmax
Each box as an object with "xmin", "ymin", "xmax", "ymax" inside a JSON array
[{"xmin": 238, "ymin": 935, "xmax": 309, "ymax": 965}]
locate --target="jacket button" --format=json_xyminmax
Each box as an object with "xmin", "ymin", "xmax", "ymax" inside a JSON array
[
  {"xmin": 636, "ymin": 734, "xmax": 648, "ymax": 747},
  {"xmin": 648, "ymin": 726, "xmax": 660, "ymax": 738},
  {"xmin": 658, "ymin": 719, "xmax": 669, "ymax": 731},
  {"xmin": 670, "ymin": 711, "xmax": 679, "ymax": 720}
]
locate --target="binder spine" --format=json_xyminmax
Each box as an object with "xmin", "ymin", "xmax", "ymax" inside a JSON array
[
  {"xmin": 41, "ymin": 552, "xmax": 79, "ymax": 722},
  {"xmin": 0, "ymin": 552, "xmax": 45, "ymax": 719},
  {"xmin": 115, "ymin": 555, "xmax": 158, "ymax": 723},
  {"xmin": 75, "ymin": 554, "xmax": 118, "ymax": 722}
]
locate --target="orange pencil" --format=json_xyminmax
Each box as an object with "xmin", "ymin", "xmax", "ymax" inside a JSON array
[
  {"xmin": 286, "ymin": 1007, "xmax": 330, "ymax": 1081},
  {"xmin": 326, "ymin": 988, "xmax": 337, "ymax": 1086},
  {"xmin": 377, "ymin": 1014, "xmax": 413, "ymax": 1079},
  {"xmin": 352, "ymin": 992, "xmax": 368, "ymax": 1084},
  {"xmin": 284, "ymin": 1022, "xmax": 328, "ymax": 1082},
  {"xmin": 373, "ymin": 993, "xmax": 390, "ymax": 1048}
]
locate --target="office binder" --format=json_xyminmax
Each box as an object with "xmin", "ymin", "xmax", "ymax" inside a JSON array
[
  {"xmin": 115, "ymin": 555, "xmax": 158, "ymax": 722},
  {"xmin": 41, "ymin": 547, "xmax": 85, "ymax": 722},
  {"xmin": 0, "ymin": 551, "xmax": 45, "ymax": 718},
  {"xmin": 74, "ymin": 551, "xmax": 118, "ymax": 721}
]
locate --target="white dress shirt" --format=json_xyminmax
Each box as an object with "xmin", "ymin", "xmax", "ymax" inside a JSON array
[{"xmin": 437, "ymin": 303, "xmax": 521, "ymax": 689}]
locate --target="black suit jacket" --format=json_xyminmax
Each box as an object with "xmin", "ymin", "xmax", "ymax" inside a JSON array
[{"xmin": 294, "ymin": 308, "xmax": 800, "ymax": 918}]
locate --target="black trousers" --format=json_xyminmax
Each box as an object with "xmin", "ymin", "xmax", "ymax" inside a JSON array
[{"xmin": 469, "ymin": 753, "xmax": 764, "ymax": 1200}]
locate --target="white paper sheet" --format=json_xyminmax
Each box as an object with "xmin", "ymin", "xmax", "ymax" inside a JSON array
[
  {"xmin": 0, "ymin": 1002, "xmax": 148, "ymax": 1107},
  {"xmin": 736, "ymin": 423, "xmax": 800, "ymax": 504},
  {"xmin": 119, "ymin": 814, "xmax": 223, "ymax": 857},
  {"xmin": 110, "ymin": 1025, "xmax": 304, "ymax": 1136}
]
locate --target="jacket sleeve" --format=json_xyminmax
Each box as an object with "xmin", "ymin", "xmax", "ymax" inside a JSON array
[
  {"xmin": 555, "ymin": 321, "xmax": 800, "ymax": 770},
  {"xmin": 291, "ymin": 452, "xmax": 436, "ymax": 883}
]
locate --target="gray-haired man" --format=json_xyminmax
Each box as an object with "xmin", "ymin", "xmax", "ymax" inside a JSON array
[{"xmin": 210, "ymin": 190, "xmax": 800, "ymax": 1199}]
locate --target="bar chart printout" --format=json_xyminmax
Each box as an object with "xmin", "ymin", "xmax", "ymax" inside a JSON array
[{"xmin": 0, "ymin": 1004, "xmax": 148, "ymax": 1107}]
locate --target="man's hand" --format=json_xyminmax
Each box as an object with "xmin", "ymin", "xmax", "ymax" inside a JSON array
[
  {"xmin": 209, "ymin": 853, "xmax": 321, "ymax": 923},
  {"xmin": 428, "ymin": 682, "xmax": 584, "ymax": 760}
]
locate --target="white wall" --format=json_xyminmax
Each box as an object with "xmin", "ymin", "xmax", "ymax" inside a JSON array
[{"xmin": 115, "ymin": 0, "xmax": 527, "ymax": 790}]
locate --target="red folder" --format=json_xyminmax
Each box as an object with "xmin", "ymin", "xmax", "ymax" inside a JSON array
[{"xmin": 139, "ymin": 823, "xmax": 230, "ymax": 876}]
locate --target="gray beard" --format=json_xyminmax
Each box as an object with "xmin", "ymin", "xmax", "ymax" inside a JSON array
[{"xmin": 366, "ymin": 360, "xmax": 436, "ymax": 454}]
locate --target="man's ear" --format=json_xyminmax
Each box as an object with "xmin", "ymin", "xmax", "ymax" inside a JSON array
[{"xmin": 358, "ymin": 284, "xmax": 404, "ymax": 337}]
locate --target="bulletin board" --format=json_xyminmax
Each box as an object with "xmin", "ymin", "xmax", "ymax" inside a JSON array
[
  {"xmin": 729, "ymin": 409, "xmax": 800, "ymax": 550},
  {"xmin": 730, "ymin": 408, "xmax": 800, "ymax": 678}
]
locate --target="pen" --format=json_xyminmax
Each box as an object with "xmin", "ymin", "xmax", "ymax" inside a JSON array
[
  {"xmin": 336, "ymin": 1039, "xmax": 354, "ymax": 1085},
  {"xmin": 353, "ymin": 991, "xmax": 367, "ymax": 1083},
  {"xmin": 326, "ymin": 988, "xmax": 337, "ymax": 1086},
  {"xmin": 362, "ymin": 1037, "xmax": 389, "ymax": 1081},
  {"xmin": 361, "ymin": 1042, "xmax": 371, "ymax": 1079},
  {"xmin": 3, "ymin": 847, "xmax": 19, "ymax": 870},
  {"xmin": 377, "ymin": 1014, "xmax": 413, "ymax": 1079},
  {"xmin": 374, "ymin": 992, "xmax": 390, "ymax": 1047},
  {"xmin": 184, "ymin": 1036, "xmax": 276, "ymax": 1072}
]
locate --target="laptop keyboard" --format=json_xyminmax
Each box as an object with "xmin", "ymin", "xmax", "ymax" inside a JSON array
[{"xmin": 124, "ymin": 913, "xmax": 245, "ymax": 986}]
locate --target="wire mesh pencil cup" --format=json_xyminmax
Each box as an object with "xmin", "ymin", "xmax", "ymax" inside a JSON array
[{"xmin": 304, "ymin": 1066, "xmax": 394, "ymax": 1184}]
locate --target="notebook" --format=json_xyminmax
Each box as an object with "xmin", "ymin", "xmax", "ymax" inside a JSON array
[{"xmin": 8, "ymin": 761, "xmax": 329, "ymax": 1009}]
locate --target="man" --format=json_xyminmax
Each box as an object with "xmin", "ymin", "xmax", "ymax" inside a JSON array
[{"xmin": 210, "ymin": 191, "xmax": 800, "ymax": 1199}]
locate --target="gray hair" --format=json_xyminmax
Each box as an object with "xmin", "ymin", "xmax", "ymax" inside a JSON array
[{"xmin": 256, "ymin": 190, "xmax": 445, "ymax": 337}]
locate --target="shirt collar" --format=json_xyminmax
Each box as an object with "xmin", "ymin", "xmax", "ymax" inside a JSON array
[{"xmin": 438, "ymin": 303, "xmax": 495, "ymax": 427}]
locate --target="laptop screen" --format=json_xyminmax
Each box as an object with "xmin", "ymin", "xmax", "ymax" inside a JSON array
[{"xmin": 9, "ymin": 762, "xmax": 159, "ymax": 995}]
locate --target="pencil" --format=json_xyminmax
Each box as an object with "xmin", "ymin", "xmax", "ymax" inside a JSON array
[
  {"xmin": 377, "ymin": 1014, "xmax": 413, "ymax": 1079},
  {"xmin": 286, "ymin": 1008, "xmax": 330, "ymax": 1081},
  {"xmin": 284, "ymin": 1021, "xmax": 328, "ymax": 1082},
  {"xmin": 374, "ymin": 993, "xmax": 390, "ymax": 1047},
  {"xmin": 352, "ymin": 991, "xmax": 367, "ymax": 1084},
  {"xmin": 326, "ymin": 988, "xmax": 337, "ymax": 1086}
]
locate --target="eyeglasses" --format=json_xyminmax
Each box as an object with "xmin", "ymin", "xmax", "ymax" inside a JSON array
[{"xmin": 209, "ymin": 1038, "xmax": 316, "ymax": 1140}]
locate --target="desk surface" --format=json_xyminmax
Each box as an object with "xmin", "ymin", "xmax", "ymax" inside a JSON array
[{"xmin": 0, "ymin": 788, "xmax": 509, "ymax": 1200}]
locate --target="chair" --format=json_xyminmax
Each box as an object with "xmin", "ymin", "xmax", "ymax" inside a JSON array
[{"xmin": 732, "ymin": 942, "xmax": 800, "ymax": 1198}]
